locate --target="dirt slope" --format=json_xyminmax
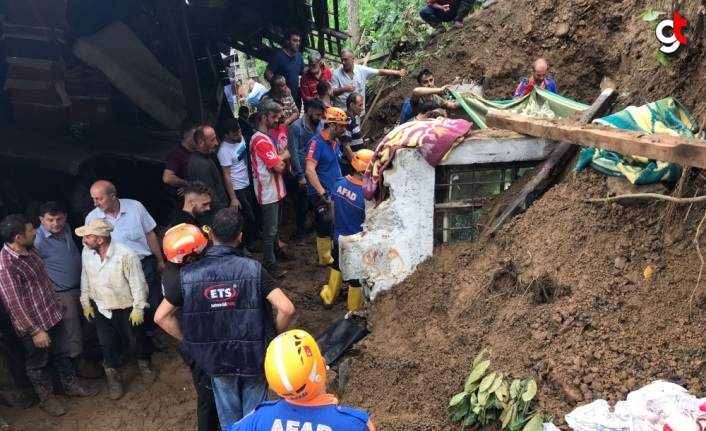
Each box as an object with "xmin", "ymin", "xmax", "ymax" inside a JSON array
[{"xmin": 342, "ymin": 168, "xmax": 706, "ymax": 430}]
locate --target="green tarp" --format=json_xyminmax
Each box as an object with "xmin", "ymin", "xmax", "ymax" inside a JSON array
[
  {"xmin": 451, "ymin": 86, "xmax": 589, "ymax": 129},
  {"xmin": 573, "ymin": 98, "xmax": 697, "ymax": 184}
]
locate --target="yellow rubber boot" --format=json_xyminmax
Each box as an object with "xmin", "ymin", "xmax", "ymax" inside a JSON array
[
  {"xmin": 316, "ymin": 237, "xmax": 334, "ymax": 266},
  {"xmin": 347, "ymin": 286, "xmax": 363, "ymax": 311},
  {"xmin": 320, "ymin": 269, "xmax": 343, "ymax": 307}
]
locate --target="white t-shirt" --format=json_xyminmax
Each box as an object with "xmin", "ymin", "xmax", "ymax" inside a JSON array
[
  {"xmin": 217, "ymin": 137, "xmax": 250, "ymax": 190},
  {"xmin": 331, "ymin": 64, "xmax": 379, "ymax": 111}
]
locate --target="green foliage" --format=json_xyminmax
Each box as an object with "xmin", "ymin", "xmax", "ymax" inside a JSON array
[
  {"xmin": 655, "ymin": 47, "xmax": 671, "ymax": 67},
  {"xmin": 448, "ymin": 350, "xmax": 552, "ymax": 431},
  {"xmin": 333, "ymin": 0, "xmax": 426, "ymax": 54},
  {"xmin": 636, "ymin": 9, "xmax": 665, "ymax": 21}
]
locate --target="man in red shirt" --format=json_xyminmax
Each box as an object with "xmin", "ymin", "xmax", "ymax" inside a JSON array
[
  {"xmin": 300, "ymin": 51, "xmax": 332, "ymax": 104},
  {"xmin": 419, "ymin": 0, "xmax": 473, "ymax": 35},
  {"xmin": 0, "ymin": 214, "xmax": 98, "ymax": 417},
  {"xmin": 163, "ymin": 123, "xmax": 198, "ymax": 197},
  {"xmin": 251, "ymin": 100, "xmax": 291, "ymax": 278}
]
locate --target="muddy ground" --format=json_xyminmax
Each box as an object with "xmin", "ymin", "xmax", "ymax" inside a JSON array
[{"xmin": 5, "ymin": 0, "xmax": 706, "ymax": 429}]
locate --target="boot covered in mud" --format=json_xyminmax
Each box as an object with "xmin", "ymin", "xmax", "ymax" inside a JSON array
[
  {"xmin": 61, "ymin": 374, "xmax": 99, "ymax": 397},
  {"xmin": 320, "ymin": 269, "xmax": 343, "ymax": 308},
  {"xmin": 104, "ymin": 367, "xmax": 123, "ymax": 400},
  {"xmin": 316, "ymin": 237, "xmax": 334, "ymax": 267},
  {"xmin": 453, "ymin": 1, "xmax": 473, "ymax": 28},
  {"xmin": 425, "ymin": 15, "xmax": 447, "ymax": 36},
  {"xmin": 138, "ymin": 360, "xmax": 158, "ymax": 386},
  {"xmin": 33, "ymin": 382, "xmax": 66, "ymax": 417}
]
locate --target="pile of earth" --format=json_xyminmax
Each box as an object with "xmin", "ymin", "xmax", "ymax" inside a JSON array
[{"xmin": 340, "ymin": 167, "xmax": 706, "ymax": 430}]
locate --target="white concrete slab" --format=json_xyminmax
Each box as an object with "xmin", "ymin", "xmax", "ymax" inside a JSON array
[{"xmin": 440, "ymin": 135, "xmax": 557, "ymax": 165}]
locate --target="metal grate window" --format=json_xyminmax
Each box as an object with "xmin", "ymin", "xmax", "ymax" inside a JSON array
[{"xmin": 434, "ymin": 163, "xmax": 536, "ymax": 242}]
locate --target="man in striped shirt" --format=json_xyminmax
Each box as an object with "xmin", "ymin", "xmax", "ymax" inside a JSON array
[
  {"xmin": 251, "ymin": 99, "xmax": 291, "ymax": 278},
  {"xmin": 0, "ymin": 214, "xmax": 97, "ymax": 417}
]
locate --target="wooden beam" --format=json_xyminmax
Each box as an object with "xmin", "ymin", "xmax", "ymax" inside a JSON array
[
  {"xmin": 483, "ymin": 89, "xmax": 617, "ymax": 237},
  {"xmin": 485, "ymin": 106, "xmax": 706, "ymax": 169}
]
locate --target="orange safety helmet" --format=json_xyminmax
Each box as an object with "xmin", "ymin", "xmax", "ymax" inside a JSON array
[
  {"xmin": 162, "ymin": 223, "xmax": 208, "ymax": 264},
  {"xmin": 323, "ymin": 107, "xmax": 349, "ymax": 125},
  {"xmin": 264, "ymin": 329, "xmax": 326, "ymax": 403},
  {"xmin": 351, "ymin": 149, "xmax": 374, "ymax": 172}
]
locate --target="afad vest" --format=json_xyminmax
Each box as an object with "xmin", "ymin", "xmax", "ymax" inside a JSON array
[
  {"xmin": 181, "ymin": 245, "xmax": 276, "ymax": 377},
  {"xmin": 227, "ymin": 400, "xmax": 370, "ymax": 431}
]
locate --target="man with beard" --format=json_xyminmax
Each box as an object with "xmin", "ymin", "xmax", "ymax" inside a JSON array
[
  {"xmin": 305, "ymin": 107, "xmax": 354, "ymax": 267},
  {"xmin": 0, "ymin": 214, "xmax": 97, "ymax": 417},
  {"xmin": 188, "ymin": 126, "xmax": 232, "ymax": 213},
  {"xmin": 167, "ymin": 181, "xmax": 212, "ymax": 230},
  {"xmin": 251, "ymin": 100, "xmax": 290, "ymax": 278}
]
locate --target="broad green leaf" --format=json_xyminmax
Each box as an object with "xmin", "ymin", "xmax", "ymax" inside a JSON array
[
  {"xmin": 473, "ymin": 348, "xmax": 488, "ymax": 367},
  {"xmin": 464, "ymin": 412, "xmax": 478, "ymax": 426},
  {"xmin": 523, "ymin": 415, "xmax": 544, "ymax": 431},
  {"xmin": 452, "ymin": 407, "xmax": 466, "ymax": 422},
  {"xmin": 496, "ymin": 382, "xmax": 509, "ymax": 402},
  {"xmin": 457, "ymin": 398, "xmax": 471, "ymax": 416},
  {"xmin": 522, "ymin": 379, "xmax": 537, "ymax": 402},
  {"xmin": 638, "ymin": 10, "xmax": 665, "ymax": 21},
  {"xmin": 656, "ymin": 48, "xmax": 671, "ymax": 67},
  {"xmin": 465, "ymin": 381, "xmax": 480, "ymax": 393},
  {"xmin": 450, "ymin": 391, "xmax": 468, "ymax": 407},
  {"xmin": 510, "ymin": 415, "xmax": 531, "ymax": 431},
  {"xmin": 479, "ymin": 372, "xmax": 497, "ymax": 392},
  {"xmin": 467, "ymin": 360, "xmax": 491, "ymax": 385},
  {"xmin": 489, "ymin": 374, "xmax": 504, "ymax": 393},
  {"xmin": 510, "ymin": 379, "xmax": 522, "ymax": 398},
  {"xmin": 477, "ymin": 390, "xmax": 489, "ymax": 406}
]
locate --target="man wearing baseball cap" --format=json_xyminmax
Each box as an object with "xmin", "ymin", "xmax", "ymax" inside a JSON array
[{"xmin": 76, "ymin": 218, "xmax": 157, "ymax": 400}]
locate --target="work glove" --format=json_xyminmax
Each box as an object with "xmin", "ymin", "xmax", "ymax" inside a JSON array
[
  {"xmin": 129, "ymin": 310, "xmax": 144, "ymax": 326},
  {"xmin": 83, "ymin": 306, "xmax": 95, "ymax": 322}
]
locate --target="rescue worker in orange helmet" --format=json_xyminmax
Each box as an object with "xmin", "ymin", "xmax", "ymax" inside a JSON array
[
  {"xmin": 320, "ymin": 149, "xmax": 374, "ymax": 310},
  {"xmin": 305, "ymin": 107, "xmax": 356, "ymax": 268},
  {"xmin": 225, "ymin": 329, "xmax": 375, "ymax": 430}
]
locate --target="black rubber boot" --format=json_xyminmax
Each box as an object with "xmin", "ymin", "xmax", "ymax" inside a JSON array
[
  {"xmin": 453, "ymin": 2, "xmax": 473, "ymax": 28},
  {"xmin": 61, "ymin": 374, "xmax": 99, "ymax": 397},
  {"xmin": 426, "ymin": 15, "xmax": 447, "ymax": 36}
]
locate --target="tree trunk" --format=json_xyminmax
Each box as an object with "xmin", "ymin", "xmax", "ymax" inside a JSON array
[{"xmin": 348, "ymin": 0, "xmax": 361, "ymax": 49}]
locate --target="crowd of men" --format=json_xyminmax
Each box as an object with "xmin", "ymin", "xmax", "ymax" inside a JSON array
[{"xmin": 0, "ymin": 21, "xmax": 558, "ymax": 428}]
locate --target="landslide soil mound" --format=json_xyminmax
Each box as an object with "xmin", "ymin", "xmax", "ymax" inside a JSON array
[
  {"xmin": 364, "ymin": 0, "xmax": 706, "ymax": 142},
  {"xmin": 342, "ymin": 168, "xmax": 706, "ymax": 430}
]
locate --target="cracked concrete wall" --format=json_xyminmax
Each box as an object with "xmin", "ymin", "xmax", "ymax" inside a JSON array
[
  {"xmin": 339, "ymin": 135, "xmax": 557, "ymax": 301},
  {"xmin": 340, "ymin": 149, "xmax": 434, "ymax": 300}
]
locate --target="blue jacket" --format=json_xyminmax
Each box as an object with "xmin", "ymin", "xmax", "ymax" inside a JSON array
[
  {"xmin": 181, "ymin": 245, "xmax": 276, "ymax": 377},
  {"xmin": 226, "ymin": 400, "xmax": 370, "ymax": 431}
]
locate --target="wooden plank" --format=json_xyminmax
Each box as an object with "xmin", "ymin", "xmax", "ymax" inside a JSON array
[
  {"xmin": 485, "ymin": 106, "xmax": 706, "ymax": 169},
  {"xmin": 483, "ymin": 89, "xmax": 618, "ymax": 237}
]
